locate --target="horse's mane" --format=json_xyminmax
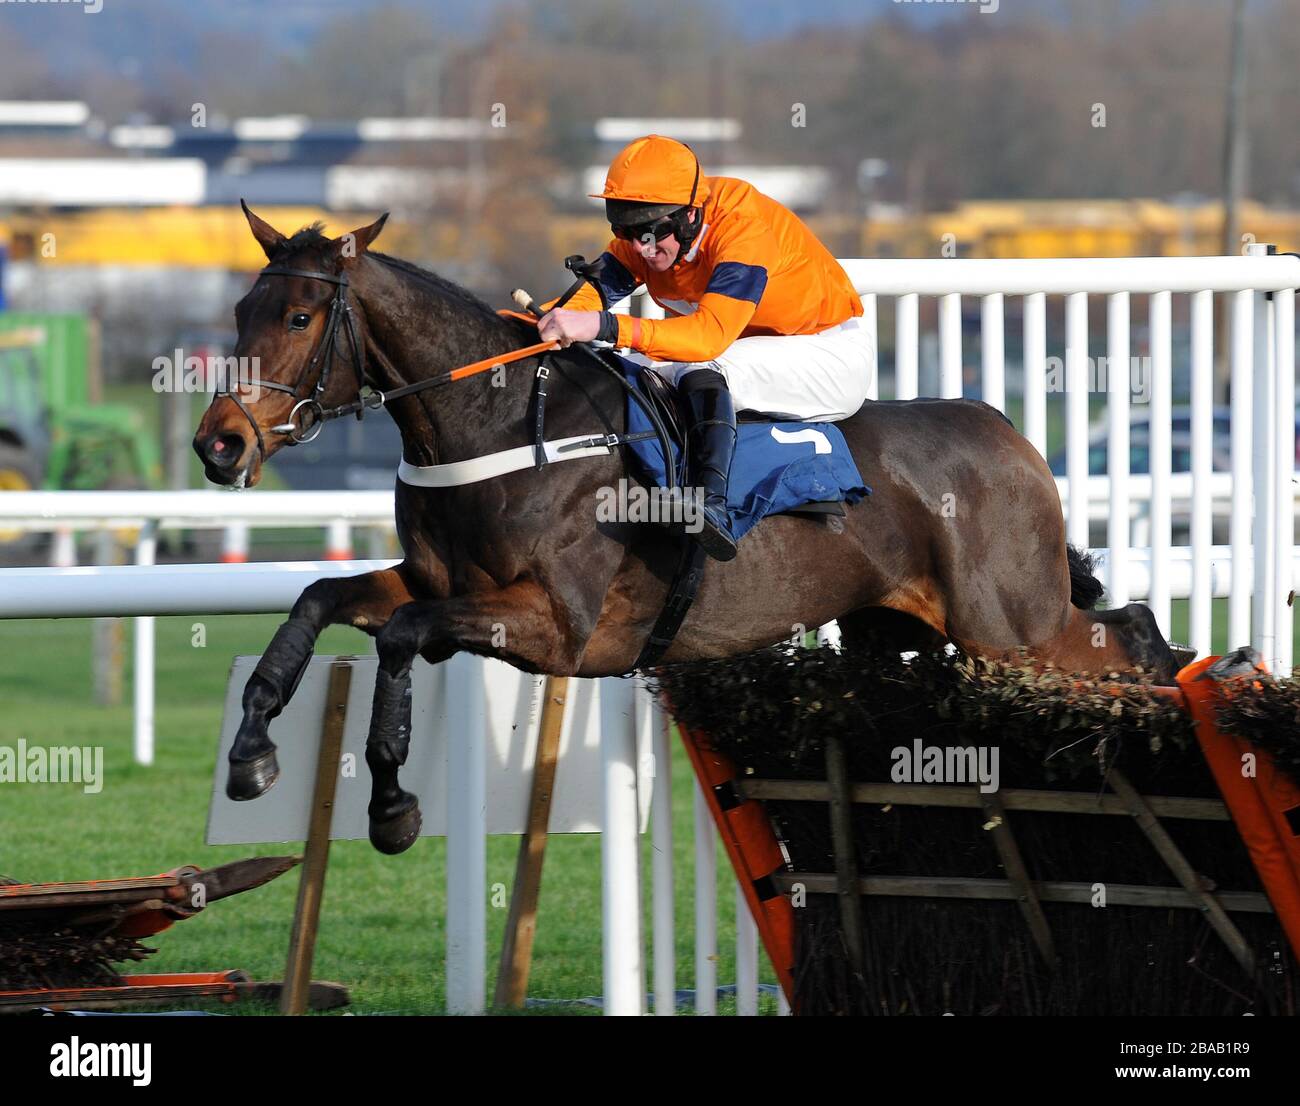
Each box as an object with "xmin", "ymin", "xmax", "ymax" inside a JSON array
[
  {"xmin": 269, "ymin": 222, "xmax": 333, "ymax": 266},
  {"xmin": 368, "ymin": 251, "xmax": 503, "ymax": 322},
  {"xmin": 268, "ymin": 224, "xmax": 505, "ymax": 325}
]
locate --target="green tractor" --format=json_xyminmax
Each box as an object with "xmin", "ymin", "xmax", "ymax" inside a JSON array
[
  {"xmin": 0, "ymin": 316, "xmax": 161, "ymax": 540},
  {"xmin": 0, "ymin": 330, "xmax": 47, "ymax": 499}
]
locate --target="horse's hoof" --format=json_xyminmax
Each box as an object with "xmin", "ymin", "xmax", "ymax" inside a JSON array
[
  {"xmin": 369, "ymin": 801, "xmax": 422, "ymax": 855},
  {"xmin": 227, "ymin": 749, "xmax": 280, "ymax": 801}
]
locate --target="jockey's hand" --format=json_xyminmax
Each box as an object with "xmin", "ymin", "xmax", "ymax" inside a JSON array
[{"xmin": 538, "ymin": 308, "xmax": 601, "ymax": 348}]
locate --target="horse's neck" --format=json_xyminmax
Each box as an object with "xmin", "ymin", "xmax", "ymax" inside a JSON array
[{"xmin": 358, "ymin": 263, "xmax": 534, "ymax": 467}]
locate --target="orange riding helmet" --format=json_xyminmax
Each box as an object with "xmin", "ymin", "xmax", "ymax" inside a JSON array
[{"xmin": 591, "ymin": 135, "xmax": 709, "ymax": 246}]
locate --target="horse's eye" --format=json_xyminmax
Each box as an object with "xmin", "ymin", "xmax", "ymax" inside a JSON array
[{"xmin": 289, "ymin": 313, "xmax": 311, "ymax": 330}]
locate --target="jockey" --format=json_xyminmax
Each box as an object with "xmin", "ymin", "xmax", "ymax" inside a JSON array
[{"xmin": 538, "ymin": 134, "xmax": 873, "ymax": 562}]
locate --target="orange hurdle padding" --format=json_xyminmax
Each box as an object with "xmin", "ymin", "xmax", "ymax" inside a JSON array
[
  {"xmin": 673, "ymin": 714, "xmax": 797, "ymax": 1007},
  {"xmin": 1178, "ymin": 656, "xmax": 1300, "ymax": 961}
]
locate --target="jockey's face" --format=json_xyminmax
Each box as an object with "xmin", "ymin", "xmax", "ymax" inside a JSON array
[{"xmin": 630, "ymin": 209, "xmax": 696, "ymax": 272}]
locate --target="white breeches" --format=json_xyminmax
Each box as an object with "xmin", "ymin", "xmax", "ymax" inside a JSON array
[{"xmin": 625, "ymin": 315, "xmax": 876, "ymax": 422}]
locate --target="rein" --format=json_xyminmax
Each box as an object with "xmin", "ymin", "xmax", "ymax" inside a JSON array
[
  {"xmin": 216, "ymin": 255, "xmax": 696, "ymax": 669},
  {"xmin": 216, "ymin": 257, "xmax": 676, "ymax": 494},
  {"xmin": 212, "ymin": 262, "xmax": 561, "ymax": 459}
]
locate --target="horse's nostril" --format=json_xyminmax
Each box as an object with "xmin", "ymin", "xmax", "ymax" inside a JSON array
[{"xmin": 202, "ymin": 433, "xmax": 246, "ymax": 470}]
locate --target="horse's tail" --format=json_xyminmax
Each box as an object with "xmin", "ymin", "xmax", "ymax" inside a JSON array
[{"xmin": 1067, "ymin": 544, "xmax": 1105, "ymax": 610}]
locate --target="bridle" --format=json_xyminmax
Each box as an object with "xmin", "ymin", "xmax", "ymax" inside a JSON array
[
  {"xmin": 210, "ymin": 261, "xmax": 556, "ymax": 462},
  {"xmin": 211, "ymin": 265, "xmax": 369, "ymax": 459},
  {"xmin": 207, "ymin": 253, "xmax": 691, "ymax": 666}
]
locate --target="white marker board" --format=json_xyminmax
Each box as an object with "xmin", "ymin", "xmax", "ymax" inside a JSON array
[{"xmin": 206, "ymin": 653, "xmax": 654, "ymax": 844}]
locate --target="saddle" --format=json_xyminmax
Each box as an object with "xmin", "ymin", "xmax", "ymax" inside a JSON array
[
  {"xmin": 531, "ymin": 258, "xmax": 864, "ymax": 668},
  {"xmin": 631, "ymin": 366, "xmax": 847, "ymax": 520}
]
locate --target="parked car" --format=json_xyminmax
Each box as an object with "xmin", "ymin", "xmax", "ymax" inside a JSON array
[
  {"xmin": 1045, "ymin": 406, "xmax": 1299, "ymax": 477},
  {"xmin": 1050, "ymin": 429, "xmax": 1231, "ymax": 479}
]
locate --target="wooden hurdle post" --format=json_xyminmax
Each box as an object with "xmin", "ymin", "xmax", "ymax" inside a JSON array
[
  {"xmin": 494, "ymin": 676, "xmax": 569, "ymax": 1008},
  {"xmin": 281, "ymin": 658, "xmax": 353, "ymax": 1015},
  {"xmin": 824, "ymin": 732, "xmax": 864, "ymax": 976}
]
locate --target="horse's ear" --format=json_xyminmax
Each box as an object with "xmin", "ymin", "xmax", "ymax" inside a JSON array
[
  {"xmin": 241, "ymin": 199, "xmax": 286, "ymax": 260},
  {"xmin": 335, "ymin": 213, "xmax": 389, "ymax": 263}
]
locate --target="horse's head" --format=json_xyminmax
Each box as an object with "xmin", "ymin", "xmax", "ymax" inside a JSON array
[{"xmin": 193, "ymin": 201, "xmax": 388, "ymax": 487}]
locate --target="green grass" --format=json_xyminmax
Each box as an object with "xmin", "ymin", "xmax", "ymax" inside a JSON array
[
  {"xmin": 0, "ymin": 614, "xmax": 779, "ymax": 1015},
  {"xmin": 3, "ymin": 596, "xmax": 1295, "ymax": 1015}
]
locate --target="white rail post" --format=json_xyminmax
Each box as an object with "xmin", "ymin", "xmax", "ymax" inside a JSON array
[
  {"xmin": 1190, "ymin": 289, "xmax": 1215, "ymax": 657},
  {"xmin": 895, "ymin": 293, "xmax": 919, "ymax": 400},
  {"xmin": 220, "ymin": 522, "xmax": 250, "ymax": 563},
  {"xmin": 694, "ymin": 781, "xmax": 717, "ymax": 1015},
  {"xmin": 980, "ymin": 292, "xmax": 1005, "ymax": 413},
  {"xmin": 92, "ymin": 530, "xmax": 123, "ymax": 707},
  {"xmin": 1023, "ymin": 292, "xmax": 1047, "ymax": 457},
  {"xmin": 939, "ymin": 292, "xmax": 962, "ymax": 398},
  {"xmin": 325, "ymin": 519, "xmax": 353, "ymax": 561},
  {"xmin": 1107, "ymin": 292, "xmax": 1131, "ymax": 606},
  {"xmin": 133, "ymin": 520, "xmax": 157, "ymax": 766},
  {"xmin": 1149, "ymin": 291, "xmax": 1173, "ymax": 637},
  {"xmin": 1251, "ymin": 253, "xmax": 1276, "ymax": 660},
  {"xmin": 735, "ymin": 880, "xmax": 758, "ymax": 1016},
  {"xmin": 1229, "ymin": 286, "xmax": 1255, "ymax": 649},
  {"xmin": 52, "ymin": 526, "xmax": 76, "ymax": 568},
  {"xmin": 649, "ymin": 693, "xmax": 676, "ymax": 1015},
  {"xmin": 860, "ymin": 293, "xmax": 878, "ymax": 401},
  {"xmin": 1065, "ymin": 292, "xmax": 1090, "ymax": 550},
  {"xmin": 445, "ymin": 652, "xmax": 487, "ymax": 1015},
  {"xmin": 599, "ymin": 676, "xmax": 645, "ymax": 1016},
  {"xmin": 1273, "ymin": 287, "xmax": 1296, "ymax": 673}
]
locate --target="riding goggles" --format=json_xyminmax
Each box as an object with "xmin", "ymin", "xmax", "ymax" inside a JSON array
[{"xmin": 611, "ymin": 212, "xmax": 682, "ymax": 244}]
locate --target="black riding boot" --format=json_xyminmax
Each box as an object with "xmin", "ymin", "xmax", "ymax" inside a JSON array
[{"xmin": 678, "ymin": 368, "xmax": 738, "ymax": 562}]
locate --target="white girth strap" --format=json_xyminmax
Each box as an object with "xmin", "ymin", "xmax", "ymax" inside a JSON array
[{"xmin": 396, "ymin": 433, "xmax": 616, "ymax": 488}]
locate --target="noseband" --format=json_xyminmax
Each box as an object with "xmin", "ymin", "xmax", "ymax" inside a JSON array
[
  {"xmin": 207, "ymin": 256, "xmax": 664, "ymax": 479},
  {"xmin": 210, "ymin": 265, "xmax": 370, "ymax": 459},
  {"xmin": 210, "ymin": 261, "xmax": 561, "ymax": 465}
]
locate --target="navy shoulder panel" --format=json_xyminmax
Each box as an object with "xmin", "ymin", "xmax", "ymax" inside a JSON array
[
  {"xmin": 594, "ymin": 251, "xmax": 639, "ymax": 307},
  {"xmin": 705, "ymin": 260, "xmax": 768, "ymax": 305}
]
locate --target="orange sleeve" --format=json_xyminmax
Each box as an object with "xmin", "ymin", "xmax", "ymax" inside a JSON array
[
  {"xmin": 540, "ymin": 239, "xmax": 644, "ymax": 313},
  {"xmin": 539, "ymin": 284, "xmax": 603, "ymax": 313},
  {"xmin": 615, "ymin": 220, "xmax": 775, "ymax": 363}
]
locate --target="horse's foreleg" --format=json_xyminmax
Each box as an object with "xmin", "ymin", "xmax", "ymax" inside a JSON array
[
  {"xmin": 228, "ymin": 566, "xmax": 419, "ymax": 800},
  {"xmin": 365, "ymin": 583, "xmax": 586, "ymax": 854}
]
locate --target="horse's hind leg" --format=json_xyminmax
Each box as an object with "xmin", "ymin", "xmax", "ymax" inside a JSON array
[
  {"xmin": 227, "ymin": 566, "xmax": 417, "ymax": 800},
  {"xmin": 365, "ymin": 583, "xmax": 588, "ymax": 855}
]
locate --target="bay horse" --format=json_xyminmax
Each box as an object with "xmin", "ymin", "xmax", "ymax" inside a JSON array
[{"xmin": 194, "ymin": 206, "xmax": 1181, "ymax": 854}]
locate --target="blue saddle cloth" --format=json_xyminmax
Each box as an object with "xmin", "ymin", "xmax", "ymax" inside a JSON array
[{"xmin": 617, "ymin": 357, "xmax": 871, "ymax": 543}]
